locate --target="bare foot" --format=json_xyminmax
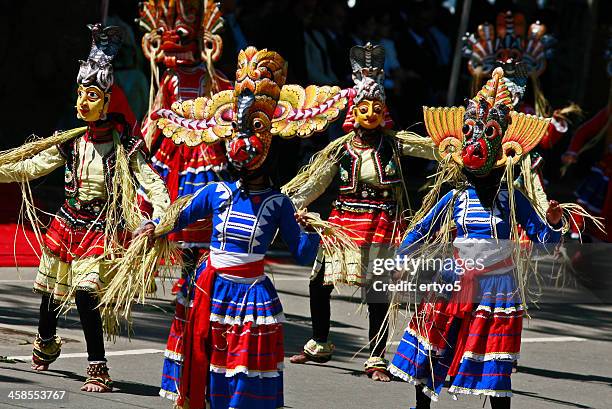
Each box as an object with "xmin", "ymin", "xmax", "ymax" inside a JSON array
[
  {"xmin": 371, "ymin": 370, "xmax": 391, "ymax": 382},
  {"xmin": 31, "ymin": 362, "xmax": 49, "ymax": 371},
  {"xmin": 81, "ymin": 379, "xmax": 111, "ymax": 393}
]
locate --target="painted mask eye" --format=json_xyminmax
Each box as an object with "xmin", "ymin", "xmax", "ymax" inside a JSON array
[
  {"xmin": 177, "ymin": 27, "xmax": 189, "ymax": 37},
  {"xmin": 484, "ymin": 121, "xmax": 500, "ymax": 139},
  {"xmin": 373, "ymin": 104, "xmax": 383, "ymax": 114},
  {"xmin": 462, "ymin": 123, "xmax": 473, "ymax": 136},
  {"xmin": 252, "ymin": 118, "xmax": 264, "ymax": 131},
  {"xmin": 359, "ymin": 105, "xmax": 368, "ymax": 114},
  {"xmin": 156, "ymin": 27, "xmax": 164, "ymax": 35}
]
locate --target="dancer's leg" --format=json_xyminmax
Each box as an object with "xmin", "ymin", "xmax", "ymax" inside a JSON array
[
  {"xmin": 365, "ymin": 301, "xmax": 391, "ymax": 381},
  {"xmin": 32, "ymin": 294, "xmax": 61, "ymax": 371},
  {"xmin": 310, "ymin": 263, "xmax": 333, "ymax": 343},
  {"xmin": 490, "ymin": 397, "xmax": 511, "ymax": 409},
  {"xmin": 290, "ymin": 263, "xmax": 334, "ymax": 364},
  {"xmin": 75, "ymin": 290, "xmax": 112, "ymax": 392},
  {"xmin": 368, "ymin": 301, "xmax": 389, "ymax": 357},
  {"xmin": 38, "ymin": 294, "xmax": 59, "ymax": 340},
  {"xmin": 415, "ymin": 385, "xmax": 431, "ymax": 409}
]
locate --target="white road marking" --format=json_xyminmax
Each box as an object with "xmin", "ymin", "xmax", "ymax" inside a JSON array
[
  {"xmin": 390, "ymin": 336, "xmax": 586, "ymax": 346},
  {"xmin": 8, "ymin": 348, "xmax": 164, "ymax": 361}
]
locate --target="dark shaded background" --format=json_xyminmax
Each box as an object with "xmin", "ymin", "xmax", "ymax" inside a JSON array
[{"xmin": 0, "ymin": 0, "xmax": 610, "ymax": 212}]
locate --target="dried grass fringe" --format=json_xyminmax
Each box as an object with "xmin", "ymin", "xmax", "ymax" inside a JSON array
[
  {"xmin": 0, "ymin": 127, "xmax": 87, "ymax": 167},
  {"xmin": 281, "ymin": 132, "xmax": 354, "ymax": 197},
  {"xmin": 98, "ymin": 195, "xmax": 192, "ymax": 340},
  {"xmin": 0, "ymin": 128, "xmax": 88, "ymax": 271},
  {"xmin": 393, "ymin": 130, "xmax": 437, "ymax": 152},
  {"xmin": 301, "ymin": 212, "xmax": 360, "ymax": 286}
]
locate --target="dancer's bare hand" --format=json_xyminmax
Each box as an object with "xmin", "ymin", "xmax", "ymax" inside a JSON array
[
  {"xmin": 133, "ymin": 222, "xmax": 155, "ymax": 241},
  {"xmin": 295, "ymin": 209, "xmax": 314, "ymax": 232},
  {"xmin": 546, "ymin": 200, "xmax": 563, "ymax": 225}
]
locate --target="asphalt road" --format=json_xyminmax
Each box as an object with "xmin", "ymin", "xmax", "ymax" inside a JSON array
[{"xmin": 0, "ymin": 264, "xmax": 610, "ymax": 409}]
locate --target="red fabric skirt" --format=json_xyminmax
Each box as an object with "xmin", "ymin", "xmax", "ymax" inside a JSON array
[
  {"xmin": 209, "ymin": 322, "xmax": 284, "ymax": 375},
  {"xmin": 43, "ymin": 206, "xmax": 107, "ymax": 262},
  {"xmin": 328, "ymin": 206, "xmax": 398, "ymax": 247},
  {"xmin": 178, "ymin": 260, "xmax": 267, "ymax": 409}
]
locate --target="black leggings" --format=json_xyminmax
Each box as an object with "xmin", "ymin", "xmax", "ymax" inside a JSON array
[
  {"xmin": 309, "ymin": 264, "xmax": 389, "ymax": 357},
  {"xmin": 414, "ymin": 386, "xmax": 511, "ymax": 409},
  {"xmin": 38, "ymin": 291, "xmax": 106, "ymax": 362}
]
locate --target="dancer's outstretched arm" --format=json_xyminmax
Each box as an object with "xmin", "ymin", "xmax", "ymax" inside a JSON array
[
  {"xmin": 279, "ymin": 198, "xmax": 320, "ymax": 266},
  {"xmin": 0, "ymin": 146, "xmax": 65, "ymax": 183},
  {"xmin": 398, "ymin": 189, "xmax": 456, "ymax": 254}
]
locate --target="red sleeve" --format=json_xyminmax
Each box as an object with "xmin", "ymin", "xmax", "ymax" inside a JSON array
[
  {"xmin": 540, "ymin": 115, "xmax": 570, "ymax": 149},
  {"xmin": 108, "ymin": 84, "xmax": 137, "ymax": 129},
  {"xmin": 540, "ymin": 123, "xmax": 562, "ymax": 150},
  {"xmin": 567, "ymin": 107, "xmax": 610, "ymax": 153}
]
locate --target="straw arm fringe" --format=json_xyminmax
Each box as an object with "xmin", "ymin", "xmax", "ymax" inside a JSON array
[
  {"xmin": 281, "ymin": 132, "xmax": 353, "ymax": 197},
  {"xmin": 0, "ymin": 127, "xmax": 87, "ymax": 166}
]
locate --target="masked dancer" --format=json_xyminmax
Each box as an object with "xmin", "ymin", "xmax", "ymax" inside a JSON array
[
  {"xmin": 149, "ymin": 46, "xmax": 353, "ymax": 409},
  {"xmin": 285, "ymin": 43, "xmax": 436, "ymax": 382},
  {"xmin": 388, "ymin": 68, "xmax": 563, "ymax": 409},
  {"xmin": 0, "ymin": 24, "xmax": 170, "ymax": 392}
]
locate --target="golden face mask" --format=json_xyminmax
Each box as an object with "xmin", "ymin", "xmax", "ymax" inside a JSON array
[
  {"xmin": 352, "ymin": 100, "xmax": 384, "ymax": 130},
  {"xmin": 76, "ymin": 85, "xmax": 109, "ymax": 122}
]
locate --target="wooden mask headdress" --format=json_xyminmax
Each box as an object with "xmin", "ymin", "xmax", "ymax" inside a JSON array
[
  {"xmin": 152, "ymin": 46, "xmax": 352, "ymax": 170},
  {"xmin": 423, "ymin": 68, "xmax": 551, "ymax": 176},
  {"xmin": 138, "ymin": 0, "xmax": 223, "ymax": 68},
  {"xmin": 343, "ymin": 43, "xmax": 392, "ymax": 132},
  {"xmin": 463, "ymin": 11, "xmax": 555, "ymax": 109},
  {"xmin": 76, "ymin": 24, "xmax": 123, "ymax": 122}
]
